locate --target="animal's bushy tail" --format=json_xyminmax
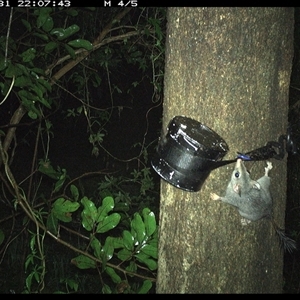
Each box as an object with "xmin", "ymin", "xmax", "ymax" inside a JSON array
[{"xmin": 271, "ymin": 219, "xmax": 297, "ymax": 253}]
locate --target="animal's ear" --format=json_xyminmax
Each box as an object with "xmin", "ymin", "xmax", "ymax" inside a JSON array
[
  {"xmin": 252, "ymin": 181, "xmax": 261, "ymax": 190},
  {"xmin": 233, "ymin": 183, "xmax": 241, "ymax": 196}
]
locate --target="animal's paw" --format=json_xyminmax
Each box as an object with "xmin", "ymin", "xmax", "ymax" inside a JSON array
[
  {"xmin": 265, "ymin": 161, "xmax": 273, "ymax": 176},
  {"xmin": 241, "ymin": 218, "xmax": 251, "ymax": 226},
  {"xmin": 210, "ymin": 193, "xmax": 220, "ymax": 201}
]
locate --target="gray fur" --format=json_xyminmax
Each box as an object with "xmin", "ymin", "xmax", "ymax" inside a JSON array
[{"xmin": 210, "ymin": 159, "xmax": 296, "ymax": 253}]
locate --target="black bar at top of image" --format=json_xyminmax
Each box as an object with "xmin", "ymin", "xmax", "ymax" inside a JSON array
[{"xmin": 2, "ymin": 0, "xmax": 195, "ymax": 8}]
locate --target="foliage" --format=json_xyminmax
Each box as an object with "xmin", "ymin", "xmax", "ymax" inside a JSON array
[{"xmin": 0, "ymin": 7, "xmax": 165, "ymax": 293}]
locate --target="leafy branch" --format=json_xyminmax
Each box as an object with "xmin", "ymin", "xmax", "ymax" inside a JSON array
[{"xmin": 0, "ymin": 138, "xmax": 157, "ymax": 286}]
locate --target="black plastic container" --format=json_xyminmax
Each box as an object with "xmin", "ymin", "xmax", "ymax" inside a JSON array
[{"xmin": 151, "ymin": 116, "xmax": 230, "ymax": 192}]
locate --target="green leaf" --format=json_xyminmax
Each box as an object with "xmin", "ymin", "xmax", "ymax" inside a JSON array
[
  {"xmin": 64, "ymin": 44, "xmax": 76, "ymax": 59},
  {"xmin": 21, "ymin": 19, "xmax": 32, "ymax": 31},
  {"xmin": 15, "ymin": 63, "xmax": 30, "ymax": 75},
  {"xmin": 138, "ymin": 280, "xmax": 152, "ymax": 294},
  {"xmin": 70, "ymin": 184, "xmax": 79, "ymax": 201},
  {"xmin": 28, "ymin": 111, "xmax": 38, "ymax": 119},
  {"xmin": 71, "ymin": 255, "xmax": 96, "ymax": 269},
  {"xmin": 122, "ymin": 230, "xmax": 134, "ymax": 251},
  {"xmin": 140, "ymin": 244, "xmax": 158, "ymax": 259},
  {"xmin": 37, "ymin": 78, "xmax": 52, "ymax": 92},
  {"xmin": 35, "ymin": 81, "xmax": 47, "ymax": 95},
  {"xmin": 67, "ymin": 8, "xmax": 78, "ymax": 16},
  {"xmin": 90, "ymin": 237, "xmax": 102, "ymax": 260},
  {"xmin": 38, "ymin": 160, "xmax": 61, "ymax": 179},
  {"xmin": 5, "ymin": 63, "xmax": 23, "ymax": 78},
  {"xmin": 131, "ymin": 213, "xmax": 146, "ymax": 244},
  {"xmin": 97, "ymin": 196, "xmax": 114, "ymax": 222},
  {"xmin": 30, "ymin": 67, "xmax": 45, "ymax": 76},
  {"xmin": 117, "ymin": 248, "xmax": 132, "ymax": 261},
  {"xmin": 53, "ymin": 197, "xmax": 80, "ymax": 213},
  {"xmin": 125, "ymin": 261, "xmax": 137, "ymax": 274},
  {"xmin": 52, "ymin": 198, "xmax": 80, "ymax": 222},
  {"xmin": 114, "ymin": 202, "xmax": 129, "ymax": 212},
  {"xmin": 135, "ymin": 252, "xmax": 157, "ymax": 271},
  {"xmin": 19, "ymin": 95, "xmax": 40, "ymax": 119},
  {"xmin": 26, "ymin": 272, "xmax": 34, "ymax": 291},
  {"xmin": 33, "ymin": 32, "xmax": 49, "ymax": 41},
  {"xmin": 50, "ymin": 24, "xmax": 80, "ymax": 40},
  {"xmin": 18, "ymin": 89, "xmax": 40, "ymax": 117},
  {"xmin": 81, "ymin": 197, "xmax": 97, "ymax": 231},
  {"xmin": 45, "ymin": 41, "xmax": 58, "ymax": 53},
  {"xmin": 102, "ymin": 284, "xmax": 112, "ymax": 294},
  {"xmin": 142, "ymin": 208, "xmax": 157, "ymax": 237},
  {"xmin": 112, "ymin": 237, "xmax": 124, "ymax": 249},
  {"xmin": 42, "ymin": 16, "xmax": 54, "ymax": 32},
  {"xmin": 20, "ymin": 48, "xmax": 36, "ymax": 62},
  {"xmin": 36, "ymin": 95, "xmax": 51, "ymax": 109},
  {"xmin": 14, "ymin": 76, "xmax": 32, "ymax": 88},
  {"xmin": 53, "ymin": 169, "xmax": 67, "ymax": 193},
  {"xmin": 105, "ymin": 267, "xmax": 121, "ymax": 284},
  {"xmin": 46, "ymin": 212, "xmax": 58, "ymax": 234},
  {"xmin": 101, "ymin": 236, "xmax": 114, "ymax": 261},
  {"xmin": 68, "ymin": 39, "xmax": 93, "ymax": 50},
  {"xmin": 30, "ymin": 81, "xmax": 43, "ymax": 96},
  {"xmin": 36, "ymin": 7, "xmax": 52, "ymax": 28},
  {"xmin": 64, "ymin": 278, "xmax": 79, "ymax": 292},
  {"xmin": 96, "ymin": 213, "xmax": 121, "ymax": 233}
]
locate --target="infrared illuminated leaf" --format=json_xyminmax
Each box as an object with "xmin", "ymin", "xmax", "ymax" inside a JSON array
[
  {"xmin": 142, "ymin": 208, "xmax": 156, "ymax": 237},
  {"xmin": 64, "ymin": 44, "xmax": 75, "ymax": 59},
  {"xmin": 71, "ymin": 255, "xmax": 96, "ymax": 269},
  {"xmin": 36, "ymin": 7, "xmax": 52, "ymax": 28},
  {"xmin": 70, "ymin": 184, "xmax": 79, "ymax": 201},
  {"xmin": 96, "ymin": 213, "xmax": 121, "ymax": 233},
  {"xmin": 102, "ymin": 237, "xmax": 114, "ymax": 261},
  {"xmin": 138, "ymin": 280, "xmax": 152, "ymax": 294},
  {"xmin": 105, "ymin": 267, "xmax": 121, "ymax": 283},
  {"xmin": 68, "ymin": 39, "xmax": 93, "ymax": 50},
  {"xmin": 42, "ymin": 16, "xmax": 54, "ymax": 32},
  {"xmin": 46, "ymin": 211, "xmax": 58, "ymax": 235},
  {"xmin": 135, "ymin": 252, "xmax": 157, "ymax": 271},
  {"xmin": 97, "ymin": 196, "xmax": 114, "ymax": 222},
  {"xmin": 131, "ymin": 213, "xmax": 146, "ymax": 244},
  {"xmin": 20, "ymin": 48, "xmax": 36, "ymax": 62},
  {"xmin": 117, "ymin": 248, "xmax": 132, "ymax": 261},
  {"xmin": 45, "ymin": 41, "xmax": 58, "ymax": 53},
  {"xmin": 52, "ymin": 198, "xmax": 80, "ymax": 222},
  {"xmin": 21, "ymin": 19, "xmax": 31, "ymax": 31},
  {"xmin": 51, "ymin": 24, "xmax": 80, "ymax": 40},
  {"xmin": 91, "ymin": 237, "xmax": 102, "ymax": 260},
  {"xmin": 122, "ymin": 230, "xmax": 134, "ymax": 251},
  {"xmin": 140, "ymin": 244, "xmax": 158, "ymax": 259},
  {"xmin": 53, "ymin": 169, "xmax": 67, "ymax": 193},
  {"xmin": 81, "ymin": 197, "xmax": 97, "ymax": 231}
]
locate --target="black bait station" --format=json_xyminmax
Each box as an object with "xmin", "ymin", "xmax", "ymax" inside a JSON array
[
  {"xmin": 151, "ymin": 116, "xmax": 296, "ymax": 192},
  {"xmin": 151, "ymin": 116, "xmax": 236, "ymax": 192}
]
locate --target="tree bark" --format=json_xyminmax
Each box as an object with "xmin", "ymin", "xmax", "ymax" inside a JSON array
[{"xmin": 156, "ymin": 7, "xmax": 294, "ymax": 293}]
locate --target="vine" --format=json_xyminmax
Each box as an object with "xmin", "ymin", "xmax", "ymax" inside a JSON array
[{"xmin": 0, "ymin": 7, "xmax": 166, "ymax": 293}]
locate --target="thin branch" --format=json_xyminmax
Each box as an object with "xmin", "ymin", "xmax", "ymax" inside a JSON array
[
  {"xmin": 4, "ymin": 7, "xmax": 13, "ymax": 66},
  {"xmin": 0, "ymin": 8, "xmax": 133, "ymax": 167},
  {"xmin": 45, "ymin": 30, "xmax": 140, "ymax": 78},
  {"xmin": 49, "ymin": 7, "xmax": 132, "ymax": 83}
]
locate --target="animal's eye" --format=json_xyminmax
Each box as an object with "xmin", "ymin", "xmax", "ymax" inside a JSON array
[{"xmin": 234, "ymin": 171, "xmax": 240, "ymax": 178}]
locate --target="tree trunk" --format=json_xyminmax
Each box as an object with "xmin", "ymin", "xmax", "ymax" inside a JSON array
[{"xmin": 156, "ymin": 7, "xmax": 294, "ymax": 293}]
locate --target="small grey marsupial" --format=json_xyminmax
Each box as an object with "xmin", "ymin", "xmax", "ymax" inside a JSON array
[{"xmin": 210, "ymin": 159, "xmax": 297, "ymax": 253}]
